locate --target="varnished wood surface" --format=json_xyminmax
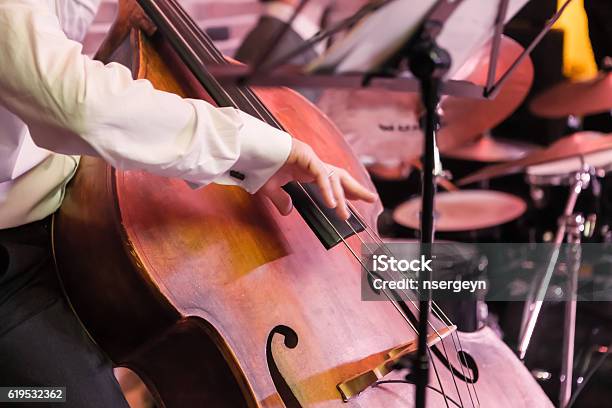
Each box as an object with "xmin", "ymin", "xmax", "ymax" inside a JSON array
[{"xmin": 53, "ymin": 5, "xmax": 553, "ymax": 406}]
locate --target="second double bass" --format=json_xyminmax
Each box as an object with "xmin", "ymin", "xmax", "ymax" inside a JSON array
[{"xmin": 53, "ymin": 0, "xmax": 552, "ymax": 406}]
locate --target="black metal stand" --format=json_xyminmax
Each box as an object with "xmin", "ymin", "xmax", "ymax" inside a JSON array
[
  {"xmin": 354, "ymin": 1, "xmax": 461, "ymax": 405},
  {"xmin": 516, "ymin": 168, "xmax": 594, "ymax": 407},
  {"xmin": 517, "ymin": 170, "xmax": 591, "ymax": 360},
  {"xmin": 408, "ymin": 25, "xmax": 451, "ymax": 408},
  {"xmin": 559, "ymin": 215, "xmax": 584, "ymax": 408}
]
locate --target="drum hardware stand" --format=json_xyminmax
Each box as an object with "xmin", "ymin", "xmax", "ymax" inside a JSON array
[
  {"xmin": 516, "ymin": 166, "xmax": 596, "ymax": 408},
  {"xmin": 558, "ymin": 212, "xmax": 588, "ymax": 408},
  {"xmin": 567, "ymin": 343, "xmax": 612, "ymax": 407}
]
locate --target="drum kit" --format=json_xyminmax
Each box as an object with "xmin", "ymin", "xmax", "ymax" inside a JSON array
[
  {"xmin": 318, "ymin": 37, "xmax": 612, "ymax": 245},
  {"xmin": 320, "ymin": 34, "xmax": 612, "ymax": 405}
]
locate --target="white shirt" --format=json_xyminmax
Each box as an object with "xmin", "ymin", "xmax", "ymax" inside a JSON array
[{"xmin": 0, "ymin": 0, "xmax": 292, "ymax": 229}]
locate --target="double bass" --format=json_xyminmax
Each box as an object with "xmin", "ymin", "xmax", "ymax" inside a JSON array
[{"xmin": 52, "ymin": 0, "xmax": 552, "ymax": 406}]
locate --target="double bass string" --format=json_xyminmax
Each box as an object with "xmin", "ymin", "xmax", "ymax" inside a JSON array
[
  {"xmin": 164, "ymin": 0, "xmax": 425, "ymax": 332},
  {"xmin": 342, "ymin": 220, "xmax": 459, "ymax": 408},
  {"xmin": 292, "ymin": 183, "xmax": 418, "ymax": 332},
  {"xmin": 293, "ymin": 183, "xmax": 457, "ymax": 408},
  {"xmin": 347, "ymin": 203, "xmax": 479, "ymax": 407},
  {"xmin": 291, "ymin": 183, "xmax": 454, "ymax": 408},
  {"xmin": 346, "ymin": 204, "xmax": 476, "ymax": 408},
  {"xmin": 375, "ymin": 380, "xmax": 463, "ymax": 408}
]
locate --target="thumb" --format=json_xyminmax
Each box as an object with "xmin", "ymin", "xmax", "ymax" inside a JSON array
[{"xmin": 263, "ymin": 188, "xmax": 293, "ymax": 216}]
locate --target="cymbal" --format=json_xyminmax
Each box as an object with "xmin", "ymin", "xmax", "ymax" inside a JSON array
[
  {"xmin": 443, "ymin": 134, "xmax": 539, "ymax": 163},
  {"xmin": 316, "ymin": 89, "xmax": 423, "ymax": 164},
  {"xmin": 365, "ymin": 161, "xmax": 414, "ymax": 180},
  {"xmin": 437, "ymin": 36, "xmax": 534, "ymax": 152},
  {"xmin": 316, "ymin": 35, "xmax": 533, "ymax": 161},
  {"xmin": 365, "ymin": 160, "xmax": 459, "ymax": 193},
  {"xmin": 529, "ymin": 71, "xmax": 612, "ymax": 118},
  {"xmin": 458, "ymin": 131, "xmax": 612, "ymax": 186},
  {"xmin": 393, "ymin": 190, "xmax": 527, "ymax": 232}
]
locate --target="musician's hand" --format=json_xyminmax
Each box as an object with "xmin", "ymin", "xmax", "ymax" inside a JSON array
[{"xmin": 259, "ymin": 139, "xmax": 377, "ymax": 220}]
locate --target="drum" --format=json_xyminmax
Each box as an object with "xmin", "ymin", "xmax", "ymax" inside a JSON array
[
  {"xmin": 392, "ymin": 190, "xmax": 528, "ymax": 242},
  {"xmin": 526, "ymin": 148, "xmax": 612, "ymax": 242}
]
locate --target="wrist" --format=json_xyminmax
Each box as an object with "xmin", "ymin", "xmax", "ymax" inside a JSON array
[{"xmin": 220, "ymin": 110, "xmax": 292, "ymax": 193}]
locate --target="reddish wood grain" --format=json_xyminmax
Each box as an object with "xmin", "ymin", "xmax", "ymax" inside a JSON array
[{"xmin": 53, "ymin": 5, "xmax": 552, "ymax": 406}]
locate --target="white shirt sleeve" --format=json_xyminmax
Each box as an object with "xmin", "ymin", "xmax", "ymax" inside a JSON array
[{"xmin": 0, "ymin": 0, "xmax": 292, "ymax": 193}]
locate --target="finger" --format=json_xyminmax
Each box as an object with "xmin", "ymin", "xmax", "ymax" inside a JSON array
[
  {"xmin": 338, "ymin": 170, "xmax": 378, "ymax": 202},
  {"xmin": 264, "ymin": 189, "xmax": 293, "ymax": 216},
  {"xmin": 292, "ymin": 144, "xmax": 336, "ymax": 208},
  {"xmin": 330, "ymin": 174, "xmax": 350, "ymax": 220},
  {"xmin": 311, "ymin": 161, "xmax": 336, "ymax": 209}
]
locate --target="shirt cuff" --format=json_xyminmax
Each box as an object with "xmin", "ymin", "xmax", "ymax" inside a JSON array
[{"xmin": 213, "ymin": 110, "xmax": 292, "ymax": 193}]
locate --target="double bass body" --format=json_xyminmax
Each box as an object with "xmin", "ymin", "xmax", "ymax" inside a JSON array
[{"xmin": 52, "ymin": 1, "xmax": 552, "ymax": 406}]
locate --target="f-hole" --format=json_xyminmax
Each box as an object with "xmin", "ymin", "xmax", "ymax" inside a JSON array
[
  {"xmin": 266, "ymin": 325, "xmax": 303, "ymax": 408},
  {"xmin": 432, "ymin": 345, "xmax": 480, "ymax": 383}
]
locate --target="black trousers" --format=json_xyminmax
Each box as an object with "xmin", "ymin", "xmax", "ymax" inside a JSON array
[{"xmin": 0, "ymin": 218, "xmax": 130, "ymax": 408}]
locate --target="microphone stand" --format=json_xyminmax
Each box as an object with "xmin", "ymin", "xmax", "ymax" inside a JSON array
[
  {"xmin": 400, "ymin": 2, "xmax": 462, "ymax": 405},
  {"xmin": 408, "ymin": 27, "xmax": 451, "ymax": 408}
]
